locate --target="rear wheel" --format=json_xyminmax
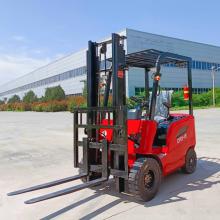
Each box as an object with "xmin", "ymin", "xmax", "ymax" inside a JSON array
[
  {"xmin": 182, "ymin": 148, "xmax": 197, "ymax": 174},
  {"xmin": 128, "ymin": 158, "xmax": 162, "ymax": 201}
]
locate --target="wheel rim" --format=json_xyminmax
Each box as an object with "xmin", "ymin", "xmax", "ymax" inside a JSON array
[
  {"xmin": 144, "ymin": 170, "xmax": 155, "ymax": 189},
  {"xmin": 188, "ymin": 155, "xmax": 195, "ymax": 170}
]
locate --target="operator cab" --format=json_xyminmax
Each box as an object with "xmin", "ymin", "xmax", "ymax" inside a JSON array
[
  {"xmin": 127, "ymin": 90, "xmax": 174, "ymax": 146},
  {"xmin": 124, "ymin": 49, "xmax": 193, "ymax": 147}
]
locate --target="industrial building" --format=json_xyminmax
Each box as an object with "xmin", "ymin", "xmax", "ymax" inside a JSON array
[{"xmin": 0, "ymin": 28, "xmax": 220, "ymax": 101}]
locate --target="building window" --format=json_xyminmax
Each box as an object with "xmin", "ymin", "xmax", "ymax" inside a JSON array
[
  {"xmin": 195, "ymin": 61, "xmax": 201, "ymax": 69},
  {"xmin": 135, "ymin": 87, "xmax": 145, "ymax": 96},
  {"xmin": 207, "ymin": 62, "xmax": 212, "ymax": 70},
  {"xmin": 0, "ymin": 65, "xmax": 87, "ymax": 97},
  {"xmin": 202, "ymin": 62, "xmax": 206, "ymax": 70},
  {"xmin": 164, "ymin": 59, "xmax": 220, "ymax": 71}
]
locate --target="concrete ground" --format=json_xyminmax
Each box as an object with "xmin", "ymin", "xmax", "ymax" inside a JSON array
[{"xmin": 0, "ymin": 109, "xmax": 220, "ymax": 220}]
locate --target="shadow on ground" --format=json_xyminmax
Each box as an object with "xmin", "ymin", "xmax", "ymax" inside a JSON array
[{"xmin": 41, "ymin": 157, "xmax": 220, "ymax": 220}]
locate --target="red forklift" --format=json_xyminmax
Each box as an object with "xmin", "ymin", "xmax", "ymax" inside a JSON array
[{"xmin": 8, "ymin": 33, "xmax": 196, "ymax": 203}]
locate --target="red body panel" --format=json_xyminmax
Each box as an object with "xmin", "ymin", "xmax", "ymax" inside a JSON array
[
  {"xmin": 127, "ymin": 120, "xmax": 157, "ymax": 168},
  {"xmin": 161, "ymin": 114, "xmax": 196, "ymax": 175},
  {"xmin": 101, "ymin": 113, "xmax": 196, "ymax": 176}
]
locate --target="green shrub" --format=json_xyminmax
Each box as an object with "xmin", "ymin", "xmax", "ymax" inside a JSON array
[
  {"xmin": 192, "ymin": 91, "xmax": 212, "ymax": 106},
  {"xmin": 203, "ymin": 92, "xmax": 212, "ymax": 105},
  {"xmin": 6, "ymin": 103, "xmax": 13, "ymax": 111},
  {"xmin": 82, "ymin": 80, "xmax": 87, "ymax": 99},
  {"xmin": 45, "ymin": 85, "xmax": 65, "ymax": 101},
  {"xmin": 208, "ymin": 88, "xmax": 220, "ymax": 105},
  {"xmin": 172, "ymin": 91, "xmax": 188, "ymax": 107},
  {"xmin": 68, "ymin": 101, "xmax": 77, "ymax": 112},
  {"xmin": 44, "ymin": 102, "xmax": 67, "ymax": 112},
  {"xmin": 0, "ymin": 100, "xmax": 4, "ymax": 105},
  {"xmin": 192, "ymin": 94, "xmax": 201, "ymax": 106},
  {"xmin": 0, "ymin": 104, "xmax": 7, "ymax": 111},
  {"xmin": 67, "ymin": 96, "xmax": 87, "ymax": 112},
  {"xmin": 126, "ymin": 89, "xmax": 219, "ymax": 109},
  {"xmin": 80, "ymin": 102, "xmax": 87, "ymax": 108},
  {"xmin": 31, "ymin": 101, "xmax": 67, "ymax": 112},
  {"xmin": 31, "ymin": 103, "xmax": 43, "ymax": 112},
  {"xmin": 0, "ymin": 102, "xmax": 31, "ymax": 111},
  {"xmin": 13, "ymin": 103, "xmax": 20, "ymax": 111},
  {"xmin": 126, "ymin": 98, "xmax": 136, "ymax": 109},
  {"xmin": 23, "ymin": 90, "xmax": 38, "ymax": 103},
  {"xmin": 8, "ymin": 95, "xmax": 21, "ymax": 103},
  {"xmin": 2, "ymin": 88, "xmax": 219, "ymax": 112}
]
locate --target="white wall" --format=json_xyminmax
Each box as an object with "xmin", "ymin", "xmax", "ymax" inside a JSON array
[{"xmin": 0, "ymin": 50, "xmax": 87, "ymax": 97}]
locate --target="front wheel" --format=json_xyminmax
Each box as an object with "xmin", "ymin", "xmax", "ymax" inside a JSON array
[
  {"xmin": 128, "ymin": 158, "xmax": 162, "ymax": 201},
  {"xmin": 182, "ymin": 148, "xmax": 197, "ymax": 174}
]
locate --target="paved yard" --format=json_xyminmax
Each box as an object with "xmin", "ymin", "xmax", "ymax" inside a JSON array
[{"xmin": 0, "ymin": 109, "xmax": 220, "ymax": 220}]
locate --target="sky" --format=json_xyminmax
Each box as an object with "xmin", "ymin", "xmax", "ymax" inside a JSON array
[{"xmin": 0, "ymin": 0, "xmax": 220, "ymax": 85}]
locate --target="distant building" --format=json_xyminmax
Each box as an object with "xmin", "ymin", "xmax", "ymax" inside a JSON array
[{"xmin": 1, "ymin": 28, "xmax": 220, "ymax": 100}]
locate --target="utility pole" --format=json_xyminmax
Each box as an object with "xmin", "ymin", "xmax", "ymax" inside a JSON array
[{"xmin": 211, "ymin": 66, "xmax": 220, "ymax": 107}]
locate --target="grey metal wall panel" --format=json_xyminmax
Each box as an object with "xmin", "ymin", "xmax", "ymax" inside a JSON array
[{"xmin": 126, "ymin": 28, "xmax": 220, "ymax": 96}]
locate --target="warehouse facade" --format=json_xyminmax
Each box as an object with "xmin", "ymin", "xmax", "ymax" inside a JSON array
[{"xmin": 0, "ymin": 28, "xmax": 220, "ymax": 101}]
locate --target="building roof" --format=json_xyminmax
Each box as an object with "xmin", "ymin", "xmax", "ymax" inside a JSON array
[{"xmin": 125, "ymin": 49, "xmax": 191, "ymax": 68}]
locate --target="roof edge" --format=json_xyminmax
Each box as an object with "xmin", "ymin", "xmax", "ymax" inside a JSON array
[{"xmin": 126, "ymin": 28, "xmax": 220, "ymax": 49}]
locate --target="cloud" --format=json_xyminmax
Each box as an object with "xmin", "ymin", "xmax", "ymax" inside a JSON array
[
  {"xmin": 32, "ymin": 49, "xmax": 44, "ymax": 54},
  {"xmin": 0, "ymin": 54, "xmax": 51, "ymax": 86},
  {"xmin": 11, "ymin": 35, "xmax": 26, "ymax": 42}
]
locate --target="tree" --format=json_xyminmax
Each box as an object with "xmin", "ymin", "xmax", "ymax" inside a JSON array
[
  {"xmin": 44, "ymin": 85, "xmax": 66, "ymax": 101},
  {"xmin": 23, "ymin": 90, "xmax": 38, "ymax": 103},
  {"xmin": 0, "ymin": 100, "xmax": 4, "ymax": 105},
  {"xmin": 8, "ymin": 95, "xmax": 21, "ymax": 103}
]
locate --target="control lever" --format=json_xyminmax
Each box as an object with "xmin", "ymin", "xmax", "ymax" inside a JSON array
[{"xmin": 128, "ymin": 133, "xmax": 141, "ymax": 148}]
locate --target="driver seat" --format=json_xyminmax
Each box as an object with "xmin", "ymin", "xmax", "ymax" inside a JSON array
[
  {"xmin": 153, "ymin": 90, "xmax": 172, "ymax": 146},
  {"xmin": 153, "ymin": 90, "xmax": 172, "ymax": 121}
]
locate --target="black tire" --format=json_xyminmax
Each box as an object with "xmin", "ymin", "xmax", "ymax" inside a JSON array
[
  {"xmin": 128, "ymin": 157, "xmax": 162, "ymax": 202},
  {"xmin": 182, "ymin": 148, "xmax": 197, "ymax": 174}
]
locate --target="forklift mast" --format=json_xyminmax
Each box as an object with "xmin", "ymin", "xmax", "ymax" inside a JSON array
[{"xmin": 83, "ymin": 33, "xmax": 128, "ymax": 192}]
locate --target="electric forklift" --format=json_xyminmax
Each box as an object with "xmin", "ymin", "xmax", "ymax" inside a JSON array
[{"xmin": 8, "ymin": 33, "xmax": 196, "ymax": 203}]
